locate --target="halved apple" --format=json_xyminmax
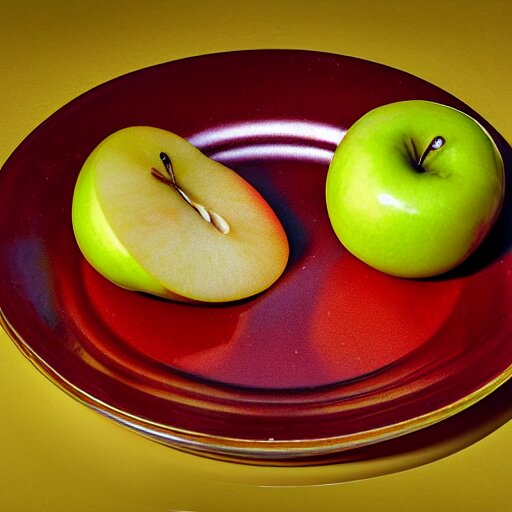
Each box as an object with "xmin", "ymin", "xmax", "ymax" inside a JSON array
[{"xmin": 72, "ymin": 126, "xmax": 289, "ymax": 302}]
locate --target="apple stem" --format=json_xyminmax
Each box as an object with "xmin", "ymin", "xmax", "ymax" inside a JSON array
[
  {"xmin": 417, "ymin": 136, "xmax": 445, "ymax": 170},
  {"xmin": 159, "ymin": 152, "xmax": 178, "ymax": 186},
  {"xmin": 151, "ymin": 153, "xmax": 230, "ymax": 235}
]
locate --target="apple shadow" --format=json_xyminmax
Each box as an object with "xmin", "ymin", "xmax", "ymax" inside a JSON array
[
  {"xmin": 232, "ymin": 160, "xmax": 311, "ymax": 270},
  {"xmin": 431, "ymin": 130, "xmax": 512, "ymax": 280}
]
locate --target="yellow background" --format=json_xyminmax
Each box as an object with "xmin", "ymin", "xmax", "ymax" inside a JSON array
[{"xmin": 1, "ymin": 1, "xmax": 511, "ymax": 510}]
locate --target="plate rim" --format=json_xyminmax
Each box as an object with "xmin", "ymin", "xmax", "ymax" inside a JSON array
[{"xmin": 3, "ymin": 307, "xmax": 511, "ymax": 463}]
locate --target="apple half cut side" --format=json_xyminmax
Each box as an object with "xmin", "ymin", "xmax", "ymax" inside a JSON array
[
  {"xmin": 72, "ymin": 126, "xmax": 289, "ymax": 303},
  {"xmin": 325, "ymin": 100, "xmax": 505, "ymax": 279}
]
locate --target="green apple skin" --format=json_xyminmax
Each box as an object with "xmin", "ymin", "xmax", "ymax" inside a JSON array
[
  {"xmin": 325, "ymin": 100, "xmax": 505, "ymax": 278},
  {"xmin": 72, "ymin": 158, "xmax": 179, "ymax": 300}
]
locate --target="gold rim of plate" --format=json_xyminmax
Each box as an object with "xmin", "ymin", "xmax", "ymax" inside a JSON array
[{"xmin": 2, "ymin": 309, "xmax": 511, "ymax": 465}]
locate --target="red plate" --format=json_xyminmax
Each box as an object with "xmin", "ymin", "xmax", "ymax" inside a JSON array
[{"xmin": 1, "ymin": 50, "xmax": 511, "ymax": 463}]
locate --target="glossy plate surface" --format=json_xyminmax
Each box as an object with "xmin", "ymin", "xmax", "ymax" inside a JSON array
[{"xmin": 0, "ymin": 50, "xmax": 511, "ymax": 463}]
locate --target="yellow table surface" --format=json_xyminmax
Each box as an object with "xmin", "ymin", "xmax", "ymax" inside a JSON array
[{"xmin": 1, "ymin": 1, "xmax": 512, "ymax": 510}]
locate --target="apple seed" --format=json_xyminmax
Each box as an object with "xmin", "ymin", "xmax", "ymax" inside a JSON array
[{"xmin": 151, "ymin": 152, "xmax": 230, "ymax": 234}]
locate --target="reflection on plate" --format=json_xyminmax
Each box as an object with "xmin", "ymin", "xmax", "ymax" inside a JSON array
[{"xmin": 0, "ymin": 50, "xmax": 511, "ymax": 464}]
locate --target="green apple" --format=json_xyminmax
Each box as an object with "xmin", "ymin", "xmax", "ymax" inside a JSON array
[
  {"xmin": 325, "ymin": 100, "xmax": 504, "ymax": 278},
  {"xmin": 72, "ymin": 126, "xmax": 289, "ymax": 302}
]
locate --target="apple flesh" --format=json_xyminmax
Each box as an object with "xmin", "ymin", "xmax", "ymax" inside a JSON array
[
  {"xmin": 326, "ymin": 100, "xmax": 505, "ymax": 278},
  {"xmin": 72, "ymin": 126, "xmax": 289, "ymax": 302}
]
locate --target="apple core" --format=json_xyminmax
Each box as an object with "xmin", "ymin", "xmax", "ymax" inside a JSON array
[{"xmin": 151, "ymin": 152, "xmax": 230, "ymax": 234}]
